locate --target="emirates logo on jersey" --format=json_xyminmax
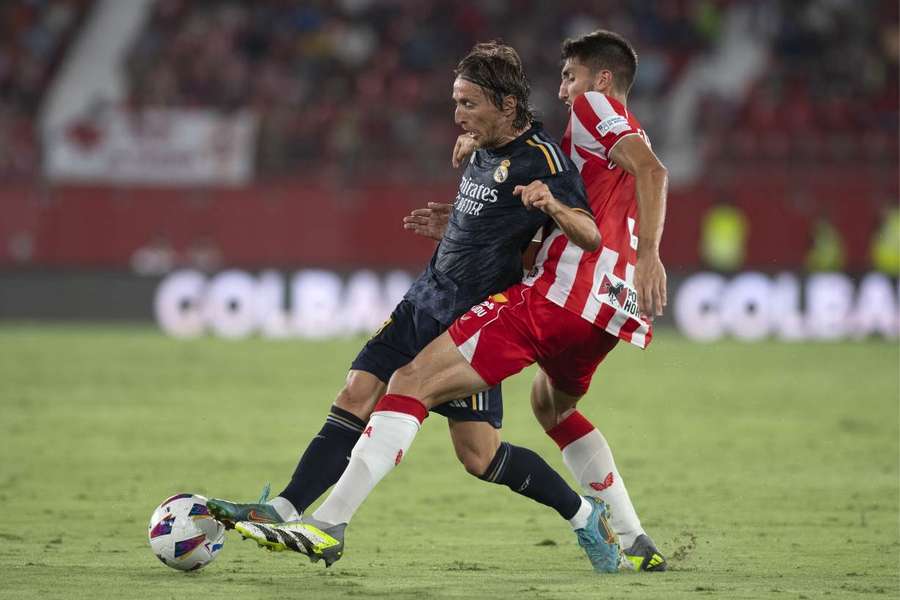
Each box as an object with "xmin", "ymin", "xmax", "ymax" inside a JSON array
[{"xmin": 600, "ymin": 274, "xmax": 628, "ymax": 308}]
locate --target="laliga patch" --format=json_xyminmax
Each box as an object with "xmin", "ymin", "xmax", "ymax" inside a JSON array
[
  {"xmin": 596, "ymin": 114, "xmax": 629, "ymax": 137},
  {"xmin": 493, "ymin": 159, "xmax": 510, "ymax": 183}
]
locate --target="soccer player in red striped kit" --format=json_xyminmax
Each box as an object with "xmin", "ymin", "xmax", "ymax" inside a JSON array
[{"xmin": 238, "ymin": 30, "xmax": 669, "ymax": 572}]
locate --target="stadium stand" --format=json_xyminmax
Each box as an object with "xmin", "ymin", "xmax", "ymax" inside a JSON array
[
  {"xmin": 0, "ymin": 0, "xmax": 91, "ymax": 179},
  {"xmin": 124, "ymin": 0, "xmax": 729, "ymax": 179},
  {"xmin": 0, "ymin": 0, "xmax": 896, "ymax": 271}
]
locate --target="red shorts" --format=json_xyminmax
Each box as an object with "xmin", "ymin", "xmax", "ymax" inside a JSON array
[{"xmin": 448, "ymin": 283, "xmax": 619, "ymax": 397}]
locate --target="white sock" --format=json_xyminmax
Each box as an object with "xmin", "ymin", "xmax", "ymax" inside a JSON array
[
  {"xmin": 562, "ymin": 429, "xmax": 644, "ymax": 548},
  {"xmin": 267, "ymin": 496, "xmax": 301, "ymax": 522},
  {"xmin": 567, "ymin": 496, "xmax": 594, "ymax": 530},
  {"xmin": 312, "ymin": 407, "xmax": 422, "ymax": 526}
]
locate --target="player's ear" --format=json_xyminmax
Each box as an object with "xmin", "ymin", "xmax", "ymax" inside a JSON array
[
  {"xmin": 594, "ymin": 69, "xmax": 612, "ymax": 93},
  {"xmin": 502, "ymin": 95, "xmax": 517, "ymax": 119}
]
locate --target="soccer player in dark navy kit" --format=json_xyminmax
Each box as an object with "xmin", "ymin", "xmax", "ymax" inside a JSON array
[{"xmin": 213, "ymin": 42, "xmax": 622, "ymax": 572}]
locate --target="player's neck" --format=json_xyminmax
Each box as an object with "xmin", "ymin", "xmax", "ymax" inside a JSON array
[
  {"xmin": 492, "ymin": 122, "xmax": 531, "ymax": 148},
  {"xmin": 599, "ymin": 87, "xmax": 628, "ymax": 108}
]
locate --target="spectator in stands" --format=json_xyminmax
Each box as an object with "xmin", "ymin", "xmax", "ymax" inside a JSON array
[{"xmin": 131, "ymin": 233, "xmax": 176, "ymax": 276}]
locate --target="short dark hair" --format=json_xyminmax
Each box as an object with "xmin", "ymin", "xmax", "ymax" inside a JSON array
[
  {"xmin": 455, "ymin": 41, "xmax": 533, "ymax": 129},
  {"xmin": 561, "ymin": 30, "xmax": 638, "ymax": 95}
]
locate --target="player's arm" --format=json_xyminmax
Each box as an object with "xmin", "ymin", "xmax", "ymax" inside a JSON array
[
  {"xmin": 514, "ymin": 181, "xmax": 600, "ymax": 252},
  {"xmin": 522, "ymin": 238, "xmax": 542, "ymax": 272},
  {"xmin": 402, "ymin": 202, "xmax": 453, "ymax": 241},
  {"xmin": 608, "ymin": 134, "xmax": 668, "ymax": 318},
  {"xmin": 406, "ymin": 133, "xmax": 479, "ymax": 240}
]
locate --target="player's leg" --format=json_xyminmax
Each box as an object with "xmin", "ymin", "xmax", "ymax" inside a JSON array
[
  {"xmin": 292, "ymin": 330, "xmax": 618, "ymax": 571},
  {"xmin": 208, "ymin": 370, "xmax": 380, "ymax": 527},
  {"xmin": 308, "ymin": 330, "xmax": 487, "ymax": 531},
  {"xmin": 274, "ymin": 370, "xmax": 382, "ymax": 516},
  {"xmin": 447, "ymin": 418, "xmax": 500, "ymax": 476},
  {"xmin": 307, "ymin": 284, "xmax": 565, "ymax": 529},
  {"xmin": 304, "ymin": 283, "xmax": 538, "ymax": 529},
  {"xmin": 210, "ymin": 302, "xmax": 420, "ymax": 527},
  {"xmin": 292, "ymin": 286, "xmax": 620, "ymax": 571},
  {"xmin": 530, "ymin": 368, "xmax": 577, "ymax": 429},
  {"xmin": 532, "ymin": 369, "xmax": 645, "ymax": 542},
  {"xmin": 447, "ymin": 419, "xmax": 593, "ymax": 530},
  {"xmin": 246, "ymin": 391, "xmax": 436, "ymax": 566},
  {"xmin": 535, "ymin": 335, "xmax": 667, "ymax": 571}
]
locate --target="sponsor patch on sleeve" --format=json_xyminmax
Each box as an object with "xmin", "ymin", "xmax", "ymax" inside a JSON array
[
  {"xmin": 595, "ymin": 272, "xmax": 641, "ymax": 319},
  {"xmin": 596, "ymin": 114, "xmax": 630, "ymax": 138}
]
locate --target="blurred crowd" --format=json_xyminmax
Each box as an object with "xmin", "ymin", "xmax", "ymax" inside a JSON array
[
  {"xmin": 0, "ymin": 0, "xmax": 89, "ymax": 179},
  {"xmin": 0, "ymin": 0, "xmax": 896, "ymax": 181},
  {"xmin": 127, "ymin": 0, "xmax": 726, "ymax": 180},
  {"xmin": 699, "ymin": 0, "xmax": 898, "ymax": 167}
]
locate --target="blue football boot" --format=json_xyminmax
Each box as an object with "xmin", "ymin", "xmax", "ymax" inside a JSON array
[{"xmin": 574, "ymin": 497, "xmax": 624, "ymax": 573}]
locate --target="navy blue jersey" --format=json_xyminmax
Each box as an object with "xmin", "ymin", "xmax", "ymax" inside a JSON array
[{"xmin": 404, "ymin": 124, "xmax": 590, "ymax": 326}]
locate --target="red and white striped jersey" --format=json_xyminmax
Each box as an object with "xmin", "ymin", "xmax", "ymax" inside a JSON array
[{"xmin": 523, "ymin": 91, "xmax": 652, "ymax": 348}]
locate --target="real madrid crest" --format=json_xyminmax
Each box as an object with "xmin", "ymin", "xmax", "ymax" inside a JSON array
[{"xmin": 493, "ymin": 159, "xmax": 510, "ymax": 183}]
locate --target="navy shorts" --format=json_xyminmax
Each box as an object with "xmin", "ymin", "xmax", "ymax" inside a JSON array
[{"xmin": 351, "ymin": 300, "xmax": 503, "ymax": 428}]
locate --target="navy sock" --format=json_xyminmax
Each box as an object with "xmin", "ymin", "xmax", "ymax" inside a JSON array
[
  {"xmin": 480, "ymin": 442, "xmax": 582, "ymax": 520},
  {"xmin": 278, "ymin": 405, "xmax": 366, "ymax": 513}
]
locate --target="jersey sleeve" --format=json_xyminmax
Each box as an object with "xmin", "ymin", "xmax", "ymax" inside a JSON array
[
  {"xmin": 571, "ymin": 91, "xmax": 639, "ymax": 156},
  {"xmin": 542, "ymin": 170, "xmax": 592, "ymax": 217}
]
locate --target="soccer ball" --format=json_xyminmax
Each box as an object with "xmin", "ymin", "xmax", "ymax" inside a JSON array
[{"xmin": 148, "ymin": 493, "xmax": 225, "ymax": 571}]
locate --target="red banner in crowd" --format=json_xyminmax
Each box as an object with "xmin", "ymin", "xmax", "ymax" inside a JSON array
[{"xmin": 43, "ymin": 108, "xmax": 258, "ymax": 186}]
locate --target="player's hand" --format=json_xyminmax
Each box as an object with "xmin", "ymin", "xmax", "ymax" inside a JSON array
[
  {"xmin": 634, "ymin": 253, "xmax": 667, "ymax": 320},
  {"xmin": 513, "ymin": 180, "xmax": 562, "ymax": 216},
  {"xmin": 402, "ymin": 202, "xmax": 452, "ymax": 241},
  {"xmin": 452, "ymin": 133, "xmax": 478, "ymax": 168}
]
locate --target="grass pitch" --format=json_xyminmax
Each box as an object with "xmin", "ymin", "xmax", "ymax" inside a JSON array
[{"xmin": 0, "ymin": 324, "xmax": 897, "ymax": 599}]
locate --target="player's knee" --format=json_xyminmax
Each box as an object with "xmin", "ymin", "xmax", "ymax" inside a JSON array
[
  {"xmin": 531, "ymin": 402, "xmax": 557, "ymax": 431},
  {"xmin": 530, "ymin": 389, "xmax": 555, "ymax": 418},
  {"xmin": 387, "ymin": 362, "xmax": 425, "ymax": 398},
  {"xmin": 455, "ymin": 446, "xmax": 493, "ymax": 477},
  {"xmin": 335, "ymin": 372, "xmax": 383, "ymax": 420},
  {"xmin": 530, "ymin": 374, "xmax": 557, "ymax": 429}
]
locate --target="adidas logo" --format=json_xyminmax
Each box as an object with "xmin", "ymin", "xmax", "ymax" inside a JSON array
[{"xmin": 647, "ymin": 554, "xmax": 664, "ymax": 568}]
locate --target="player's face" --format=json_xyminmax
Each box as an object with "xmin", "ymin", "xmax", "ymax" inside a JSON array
[
  {"xmin": 559, "ymin": 58, "xmax": 601, "ymax": 108},
  {"xmin": 453, "ymin": 77, "xmax": 508, "ymax": 148}
]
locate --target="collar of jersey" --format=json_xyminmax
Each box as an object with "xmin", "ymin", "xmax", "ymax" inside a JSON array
[{"xmin": 480, "ymin": 121, "xmax": 543, "ymax": 158}]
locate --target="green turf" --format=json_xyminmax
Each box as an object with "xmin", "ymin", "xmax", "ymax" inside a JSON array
[{"xmin": 1, "ymin": 323, "xmax": 897, "ymax": 599}]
